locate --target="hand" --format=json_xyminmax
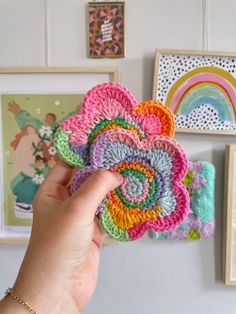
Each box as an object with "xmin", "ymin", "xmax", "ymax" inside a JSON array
[
  {"xmin": 7, "ymin": 101, "xmax": 21, "ymax": 115},
  {"xmin": 0, "ymin": 161, "xmax": 123, "ymax": 314}
]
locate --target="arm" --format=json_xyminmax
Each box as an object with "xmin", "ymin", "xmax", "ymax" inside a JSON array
[
  {"xmin": 8, "ymin": 101, "xmax": 43, "ymax": 130},
  {"xmin": 0, "ymin": 161, "xmax": 122, "ymax": 314},
  {"xmin": 15, "ymin": 110, "xmax": 43, "ymax": 130}
]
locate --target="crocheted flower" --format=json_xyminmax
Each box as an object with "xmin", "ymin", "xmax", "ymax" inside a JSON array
[
  {"xmin": 70, "ymin": 129, "xmax": 189, "ymax": 241},
  {"xmin": 149, "ymin": 161, "xmax": 215, "ymax": 240},
  {"xmin": 154, "ymin": 215, "xmax": 215, "ymax": 240},
  {"xmin": 54, "ymin": 82, "xmax": 175, "ymax": 167}
]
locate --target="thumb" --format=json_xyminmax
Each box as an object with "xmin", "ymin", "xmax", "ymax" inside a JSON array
[{"xmin": 68, "ymin": 169, "xmax": 123, "ymax": 224}]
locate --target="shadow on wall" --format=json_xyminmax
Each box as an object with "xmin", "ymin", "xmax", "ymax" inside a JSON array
[
  {"xmin": 142, "ymin": 52, "xmax": 156, "ymax": 101},
  {"xmin": 174, "ymin": 133, "xmax": 236, "ymax": 287},
  {"xmin": 119, "ymin": 57, "xmax": 144, "ymax": 101},
  {"xmin": 194, "ymin": 147, "xmax": 224, "ymax": 288},
  {"xmin": 118, "ymin": 52, "xmax": 157, "ymax": 102},
  {"xmin": 212, "ymin": 147, "xmax": 225, "ymax": 283}
]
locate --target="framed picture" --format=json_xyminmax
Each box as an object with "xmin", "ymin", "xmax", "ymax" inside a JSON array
[
  {"xmin": 0, "ymin": 67, "xmax": 119, "ymax": 244},
  {"xmin": 223, "ymin": 144, "xmax": 236, "ymax": 285},
  {"xmin": 149, "ymin": 161, "xmax": 215, "ymax": 241},
  {"xmin": 152, "ymin": 49, "xmax": 236, "ymax": 135},
  {"xmin": 88, "ymin": 1, "xmax": 125, "ymax": 58}
]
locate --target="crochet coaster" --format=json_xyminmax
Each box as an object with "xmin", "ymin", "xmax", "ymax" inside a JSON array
[
  {"xmin": 149, "ymin": 161, "xmax": 215, "ymax": 240},
  {"xmin": 54, "ymin": 82, "xmax": 175, "ymax": 167},
  {"xmin": 54, "ymin": 82, "xmax": 190, "ymax": 241}
]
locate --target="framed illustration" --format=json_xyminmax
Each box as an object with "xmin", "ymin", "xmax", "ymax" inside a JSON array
[
  {"xmin": 149, "ymin": 161, "xmax": 215, "ymax": 241},
  {"xmin": 88, "ymin": 1, "xmax": 125, "ymax": 58},
  {"xmin": 152, "ymin": 49, "xmax": 236, "ymax": 135},
  {"xmin": 0, "ymin": 67, "xmax": 119, "ymax": 244},
  {"xmin": 223, "ymin": 144, "xmax": 236, "ymax": 285}
]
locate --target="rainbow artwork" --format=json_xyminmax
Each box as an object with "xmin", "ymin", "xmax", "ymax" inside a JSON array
[{"xmin": 155, "ymin": 52, "xmax": 236, "ymax": 133}]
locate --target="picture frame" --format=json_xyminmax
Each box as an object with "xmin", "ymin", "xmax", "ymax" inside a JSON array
[
  {"xmin": 149, "ymin": 161, "xmax": 215, "ymax": 241},
  {"xmin": 0, "ymin": 67, "xmax": 120, "ymax": 244},
  {"xmin": 152, "ymin": 49, "xmax": 236, "ymax": 136},
  {"xmin": 223, "ymin": 144, "xmax": 236, "ymax": 285},
  {"xmin": 88, "ymin": 1, "xmax": 125, "ymax": 58}
]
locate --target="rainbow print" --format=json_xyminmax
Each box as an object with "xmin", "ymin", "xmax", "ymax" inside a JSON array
[{"xmin": 165, "ymin": 66, "xmax": 236, "ymax": 132}]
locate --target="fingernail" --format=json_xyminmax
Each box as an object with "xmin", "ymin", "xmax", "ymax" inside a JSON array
[{"xmin": 110, "ymin": 171, "xmax": 123, "ymax": 182}]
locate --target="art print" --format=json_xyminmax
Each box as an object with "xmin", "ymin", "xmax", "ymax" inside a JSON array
[
  {"xmin": 1, "ymin": 94, "xmax": 84, "ymax": 227},
  {"xmin": 153, "ymin": 50, "xmax": 236, "ymax": 135},
  {"xmin": 88, "ymin": 2, "xmax": 125, "ymax": 58}
]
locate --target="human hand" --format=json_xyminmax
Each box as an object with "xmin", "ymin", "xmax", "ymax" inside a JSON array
[
  {"xmin": 0, "ymin": 161, "xmax": 123, "ymax": 314},
  {"xmin": 7, "ymin": 101, "xmax": 21, "ymax": 115}
]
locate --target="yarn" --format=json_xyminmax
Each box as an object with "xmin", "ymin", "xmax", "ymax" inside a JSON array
[
  {"xmin": 54, "ymin": 82, "xmax": 189, "ymax": 241},
  {"xmin": 70, "ymin": 129, "xmax": 189, "ymax": 241},
  {"xmin": 54, "ymin": 83, "xmax": 175, "ymax": 167},
  {"xmin": 149, "ymin": 161, "xmax": 215, "ymax": 240}
]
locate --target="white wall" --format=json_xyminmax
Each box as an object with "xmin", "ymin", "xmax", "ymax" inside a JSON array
[{"xmin": 0, "ymin": 1, "xmax": 236, "ymax": 313}]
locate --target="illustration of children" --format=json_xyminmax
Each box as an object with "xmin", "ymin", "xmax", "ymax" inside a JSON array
[
  {"xmin": 11, "ymin": 155, "xmax": 48, "ymax": 219},
  {"xmin": 8, "ymin": 100, "xmax": 79, "ymax": 134},
  {"xmin": 31, "ymin": 155, "xmax": 50, "ymax": 178},
  {"xmin": 10, "ymin": 125, "xmax": 40, "ymax": 177},
  {"xmin": 8, "ymin": 100, "xmax": 79, "ymax": 219}
]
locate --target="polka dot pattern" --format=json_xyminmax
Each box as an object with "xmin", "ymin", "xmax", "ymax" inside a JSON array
[
  {"xmin": 156, "ymin": 53, "xmax": 236, "ymax": 102},
  {"xmin": 175, "ymin": 104, "xmax": 236, "ymax": 131}
]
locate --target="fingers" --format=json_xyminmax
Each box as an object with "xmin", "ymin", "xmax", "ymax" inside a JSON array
[
  {"xmin": 73, "ymin": 169, "xmax": 123, "ymax": 206},
  {"xmin": 93, "ymin": 218, "xmax": 105, "ymax": 249},
  {"xmin": 41, "ymin": 160, "xmax": 73, "ymax": 188},
  {"xmin": 69, "ymin": 169, "xmax": 123, "ymax": 224}
]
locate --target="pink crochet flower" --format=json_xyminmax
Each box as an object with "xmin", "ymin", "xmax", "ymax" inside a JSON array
[
  {"xmin": 54, "ymin": 82, "xmax": 190, "ymax": 241},
  {"xmin": 54, "ymin": 82, "xmax": 175, "ymax": 167}
]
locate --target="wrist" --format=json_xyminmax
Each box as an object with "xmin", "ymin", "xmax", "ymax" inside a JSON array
[
  {"xmin": 12, "ymin": 248, "xmax": 80, "ymax": 314},
  {"xmin": 14, "ymin": 109, "xmax": 22, "ymax": 116},
  {"xmin": 13, "ymin": 272, "xmax": 79, "ymax": 314},
  {"xmin": 0, "ymin": 295, "xmax": 30, "ymax": 314}
]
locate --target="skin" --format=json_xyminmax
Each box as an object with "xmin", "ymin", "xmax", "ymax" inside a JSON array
[
  {"xmin": 0, "ymin": 161, "xmax": 123, "ymax": 313},
  {"xmin": 44, "ymin": 114, "xmax": 56, "ymax": 126},
  {"xmin": 8, "ymin": 101, "xmax": 21, "ymax": 115},
  {"xmin": 35, "ymin": 159, "xmax": 46, "ymax": 169}
]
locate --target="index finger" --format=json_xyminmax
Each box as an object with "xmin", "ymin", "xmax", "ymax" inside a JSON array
[{"xmin": 42, "ymin": 160, "xmax": 73, "ymax": 187}]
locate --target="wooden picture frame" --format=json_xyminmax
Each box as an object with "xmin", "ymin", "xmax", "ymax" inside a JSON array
[
  {"xmin": 223, "ymin": 144, "xmax": 236, "ymax": 284},
  {"xmin": 152, "ymin": 49, "xmax": 236, "ymax": 136},
  {"xmin": 0, "ymin": 67, "xmax": 120, "ymax": 245}
]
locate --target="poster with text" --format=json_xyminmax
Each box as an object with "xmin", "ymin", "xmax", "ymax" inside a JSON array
[{"xmin": 88, "ymin": 2, "xmax": 125, "ymax": 58}]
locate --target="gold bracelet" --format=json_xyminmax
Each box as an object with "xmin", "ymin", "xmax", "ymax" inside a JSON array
[{"xmin": 5, "ymin": 287, "xmax": 37, "ymax": 313}]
